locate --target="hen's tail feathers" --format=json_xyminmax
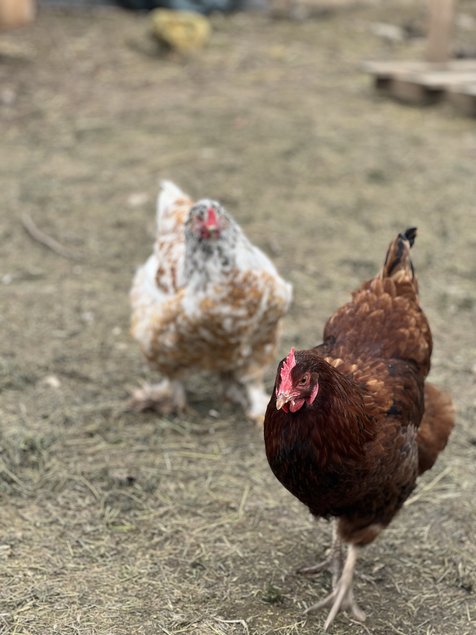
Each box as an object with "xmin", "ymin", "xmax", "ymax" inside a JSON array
[
  {"xmin": 417, "ymin": 382, "xmax": 455, "ymax": 475},
  {"xmin": 157, "ymin": 180, "xmax": 187, "ymax": 230},
  {"xmin": 381, "ymin": 227, "xmax": 417, "ymax": 282}
]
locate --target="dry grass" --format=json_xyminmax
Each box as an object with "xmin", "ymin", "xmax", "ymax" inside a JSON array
[{"xmin": 1, "ymin": 2, "xmax": 475, "ymax": 634}]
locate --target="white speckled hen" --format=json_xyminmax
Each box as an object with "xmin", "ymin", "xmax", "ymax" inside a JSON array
[{"xmin": 130, "ymin": 181, "xmax": 292, "ymax": 423}]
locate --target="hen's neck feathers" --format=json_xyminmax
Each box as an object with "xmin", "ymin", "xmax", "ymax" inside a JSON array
[
  {"xmin": 184, "ymin": 221, "xmax": 243, "ymax": 288},
  {"xmin": 266, "ymin": 358, "xmax": 375, "ymax": 465}
]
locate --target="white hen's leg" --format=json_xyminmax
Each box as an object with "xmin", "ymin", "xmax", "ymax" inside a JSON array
[
  {"xmin": 129, "ymin": 379, "xmax": 186, "ymax": 414},
  {"xmin": 298, "ymin": 520, "xmax": 343, "ymax": 584},
  {"xmin": 304, "ymin": 544, "xmax": 365, "ymax": 631},
  {"xmin": 221, "ymin": 374, "xmax": 269, "ymax": 425},
  {"xmin": 243, "ymin": 381, "xmax": 270, "ymax": 425}
]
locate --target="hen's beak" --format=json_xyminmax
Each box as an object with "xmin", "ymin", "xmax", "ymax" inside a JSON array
[
  {"xmin": 206, "ymin": 224, "xmax": 219, "ymax": 238},
  {"xmin": 276, "ymin": 392, "xmax": 291, "ymax": 410}
]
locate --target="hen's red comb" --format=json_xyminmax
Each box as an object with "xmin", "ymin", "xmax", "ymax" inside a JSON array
[
  {"xmin": 277, "ymin": 347, "xmax": 296, "ymax": 394},
  {"xmin": 206, "ymin": 207, "xmax": 218, "ymax": 227}
]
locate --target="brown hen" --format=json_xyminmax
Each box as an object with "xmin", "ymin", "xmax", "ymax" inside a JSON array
[{"xmin": 263, "ymin": 228, "xmax": 454, "ymax": 630}]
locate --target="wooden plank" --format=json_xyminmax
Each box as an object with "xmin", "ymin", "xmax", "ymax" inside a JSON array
[
  {"xmin": 425, "ymin": 0, "xmax": 456, "ymax": 63},
  {"xmin": 375, "ymin": 72, "xmax": 476, "ymax": 105},
  {"xmin": 362, "ymin": 60, "xmax": 430, "ymax": 77},
  {"xmin": 362, "ymin": 59, "xmax": 476, "ymax": 77},
  {"xmin": 412, "ymin": 71, "xmax": 476, "ymax": 89}
]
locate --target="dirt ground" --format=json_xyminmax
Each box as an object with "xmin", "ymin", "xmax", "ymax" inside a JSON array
[{"xmin": 1, "ymin": 2, "xmax": 475, "ymax": 634}]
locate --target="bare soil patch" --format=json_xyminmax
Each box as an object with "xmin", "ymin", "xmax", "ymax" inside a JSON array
[{"xmin": 1, "ymin": 2, "xmax": 475, "ymax": 634}]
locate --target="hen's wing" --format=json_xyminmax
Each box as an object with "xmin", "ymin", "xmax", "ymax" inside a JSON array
[
  {"xmin": 323, "ymin": 228, "xmax": 432, "ymax": 377},
  {"xmin": 418, "ymin": 382, "xmax": 455, "ymax": 474},
  {"xmin": 130, "ymin": 181, "xmax": 192, "ymax": 359},
  {"xmin": 153, "ymin": 180, "xmax": 192, "ymax": 294}
]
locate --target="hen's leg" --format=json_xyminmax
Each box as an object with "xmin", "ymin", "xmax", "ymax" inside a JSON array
[
  {"xmin": 221, "ymin": 374, "xmax": 269, "ymax": 425},
  {"xmin": 304, "ymin": 544, "xmax": 365, "ymax": 631},
  {"xmin": 297, "ymin": 521, "xmax": 343, "ymax": 584},
  {"xmin": 243, "ymin": 381, "xmax": 270, "ymax": 425},
  {"xmin": 128, "ymin": 379, "xmax": 186, "ymax": 414}
]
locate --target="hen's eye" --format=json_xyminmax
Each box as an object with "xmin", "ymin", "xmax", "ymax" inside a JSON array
[{"xmin": 298, "ymin": 376, "xmax": 308, "ymax": 385}]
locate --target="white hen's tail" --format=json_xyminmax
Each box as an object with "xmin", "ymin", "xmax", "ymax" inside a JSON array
[{"xmin": 157, "ymin": 180, "xmax": 188, "ymax": 231}]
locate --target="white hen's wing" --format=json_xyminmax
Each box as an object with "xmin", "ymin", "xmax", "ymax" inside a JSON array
[{"xmin": 130, "ymin": 181, "xmax": 192, "ymax": 359}]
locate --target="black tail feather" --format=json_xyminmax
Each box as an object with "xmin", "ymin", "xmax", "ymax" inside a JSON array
[
  {"xmin": 382, "ymin": 227, "xmax": 417, "ymax": 279},
  {"xmin": 402, "ymin": 227, "xmax": 417, "ymax": 247}
]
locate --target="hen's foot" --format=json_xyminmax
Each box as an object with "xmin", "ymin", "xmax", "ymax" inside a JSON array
[
  {"xmin": 297, "ymin": 552, "xmax": 340, "ymax": 576},
  {"xmin": 128, "ymin": 380, "xmax": 186, "ymax": 415},
  {"xmin": 297, "ymin": 521, "xmax": 343, "ymax": 585},
  {"xmin": 304, "ymin": 545, "xmax": 365, "ymax": 632},
  {"xmin": 221, "ymin": 377, "xmax": 268, "ymax": 425},
  {"xmin": 245, "ymin": 383, "xmax": 270, "ymax": 426}
]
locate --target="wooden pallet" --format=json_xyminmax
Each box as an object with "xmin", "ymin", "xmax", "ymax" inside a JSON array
[
  {"xmin": 363, "ymin": 59, "xmax": 476, "ymax": 106},
  {"xmin": 361, "ymin": 0, "xmax": 476, "ymax": 116},
  {"xmin": 448, "ymin": 82, "xmax": 476, "ymax": 117}
]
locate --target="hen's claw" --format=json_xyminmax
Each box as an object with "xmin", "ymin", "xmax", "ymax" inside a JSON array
[
  {"xmin": 304, "ymin": 545, "xmax": 365, "ymax": 631},
  {"xmin": 128, "ymin": 380, "xmax": 186, "ymax": 415},
  {"xmin": 297, "ymin": 555, "xmax": 337, "ymax": 576},
  {"xmin": 297, "ymin": 521, "xmax": 343, "ymax": 583},
  {"xmin": 221, "ymin": 375, "xmax": 269, "ymax": 424}
]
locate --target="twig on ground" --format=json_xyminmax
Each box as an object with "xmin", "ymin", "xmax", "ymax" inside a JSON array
[
  {"xmin": 215, "ymin": 617, "xmax": 249, "ymax": 633},
  {"xmin": 405, "ymin": 466, "xmax": 452, "ymax": 507},
  {"xmin": 21, "ymin": 213, "xmax": 81, "ymax": 261}
]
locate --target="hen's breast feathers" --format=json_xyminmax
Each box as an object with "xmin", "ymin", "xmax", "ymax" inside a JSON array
[{"xmin": 144, "ymin": 266, "xmax": 291, "ymax": 377}]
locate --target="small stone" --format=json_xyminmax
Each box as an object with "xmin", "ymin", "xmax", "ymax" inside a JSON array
[
  {"xmin": 43, "ymin": 375, "xmax": 61, "ymax": 389},
  {"xmin": 127, "ymin": 192, "xmax": 150, "ymax": 208}
]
